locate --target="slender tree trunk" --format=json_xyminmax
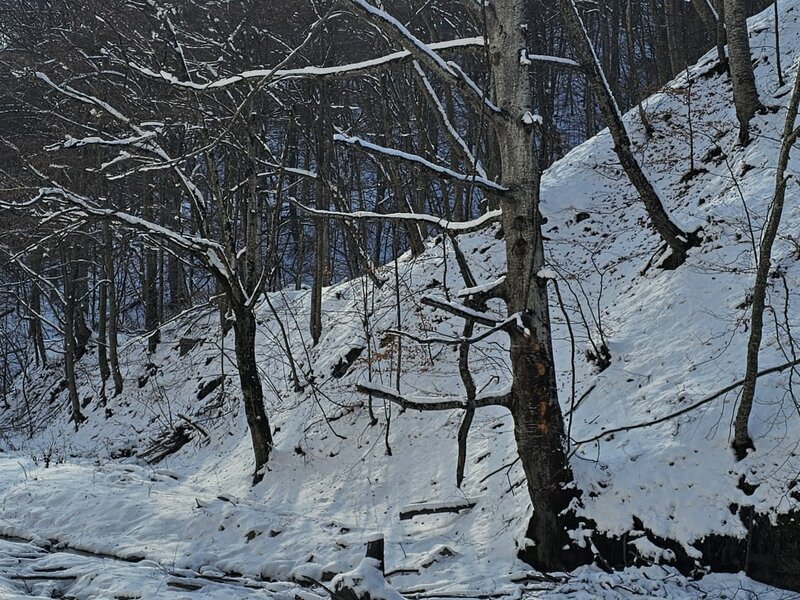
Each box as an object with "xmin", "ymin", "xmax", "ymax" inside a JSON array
[
  {"xmin": 487, "ymin": 0, "xmax": 592, "ymax": 571},
  {"xmin": 690, "ymin": 0, "xmax": 727, "ymax": 66},
  {"xmin": 559, "ymin": 0, "xmax": 698, "ymax": 267},
  {"xmin": 142, "ymin": 185, "xmax": 160, "ymax": 354},
  {"xmin": 664, "ymin": 0, "xmax": 684, "ymax": 76},
  {"xmin": 97, "ymin": 246, "xmax": 110, "ymax": 404},
  {"xmin": 28, "ymin": 250, "xmax": 47, "ymax": 367},
  {"xmin": 311, "ymin": 85, "xmax": 332, "ymax": 345},
  {"xmin": 650, "ymin": 0, "xmax": 675, "ymax": 83},
  {"xmin": 724, "ymin": 0, "xmax": 762, "ymax": 143},
  {"xmin": 61, "ymin": 245, "xmax": 85, "ymax": 428},
  {"xmin": 103, "ymin": 222, "xmax": 124, "ymax": 396},
  {"xmin": 733, "ymin": 70, "xmax": 800, "ymax": 458}
]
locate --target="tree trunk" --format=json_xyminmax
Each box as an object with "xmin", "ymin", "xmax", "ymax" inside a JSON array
[
  {"xmin": 28, "ymin": 249, "xmax": 47, "ymax": 367},
  {"xmin": 733, "ymin": 70, "xmax": 800, "ymax": 459},
  {"xmin": 142, "ymin": 186, "xmax": 161, "ymax": 354},
  {"xmin": 97, "ymin": 244, "xmax": 110, "ymax": 404},
  {"xmin": 61, "ymin": 245, "xmax": 85, "ymax": 428},
  {"xmin": 559, "ymin": 0, "xmax": 697, "ymax": 267},
  {"xmin": 103, "ymin": 221, "xmax": 124, "ymax": 395},
  {"xmin": 231, "ymin": 303, "xmax": 274, "ymax": 483},
  {"xmin": 650, "ymin": 0, "xmax": 675, "ymax": 83},
  {"xmin": 487, "ymin": 0, "xmax": 592, "ymax": 571},
  {"xmin": 690, "ymin": 0, "xmax": 727, "ymax": 66},
  {"xmin": 724, "ymin": 0, "xmax": 761, "ymax": 143}
]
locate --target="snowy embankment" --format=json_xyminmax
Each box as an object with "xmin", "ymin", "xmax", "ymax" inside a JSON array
[{"xmin": 2, "ymin": 3, "xmax": 800, "ymax": 598}]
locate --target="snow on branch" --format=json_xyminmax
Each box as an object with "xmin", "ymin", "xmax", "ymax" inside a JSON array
[
  {"xmin": 32, "ymin": 187, "xmax": 233, "ymax": 285},
  {"xmin": 412, "ymin": 60, "xmax": 487, "ymax": 180},
  {"xmin": 456, "ymin": 275, "xmax": 506, "ymax": 300},
  {"xmin": 292, "ymin": 201, "xmax": 502, "ymax": 235},
  {"xmin": 519, "ymin": 51, "xmax": 581, "ymax": 69},
  {"xmin": 130, "ymin": 38, "xmax": 484, "ymax": 90},
  {"xmin": 420, "ymin": 296, "xmax": 502, "ymax": 327},
  {"xmin": 344, "ymin": 0, "xmax": 500, "ymax": 117},
  {"xmin": 333, "ymin": 133, "xmax": 506, "ymax": 194},
  {"xmin": 357, "ymin": 382, "xmax": 511, "ymax": 410},
  {"xmin": 386, "ymin": 312, "xmax": 518, "ymax": 346}
]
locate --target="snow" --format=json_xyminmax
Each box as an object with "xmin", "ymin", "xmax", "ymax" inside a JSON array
[{"xmin": 4, "ymin": 3, "xmax": 800, "ymax": 599}]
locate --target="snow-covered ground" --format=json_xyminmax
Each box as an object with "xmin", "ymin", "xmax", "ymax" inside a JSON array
[{"xmin": 3, "ymin": 3, "xmax": 800, "ymax": 598}]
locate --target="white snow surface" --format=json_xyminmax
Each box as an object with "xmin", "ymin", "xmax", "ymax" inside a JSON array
[{"xmin": 3, "ymin": 4, "xmax": 800, "ymax": 598}]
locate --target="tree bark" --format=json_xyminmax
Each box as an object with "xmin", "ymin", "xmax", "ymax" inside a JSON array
[
  {"xmin": 28, "ymin": 249, "xmax": 47, "ymax": 367},
  {"xmin": 142, "ymin": 184, "xmax": 161, "ymax": 354},
  {"xmin": 724, "ymin": 0, "xmax": 761, "ymax": 144},
  {"xmin": 102, "ymin": 221, "xmax": 124, "ymax": 396},
  {"xmin": 487, "ymin": 0, "xmax": 592, "ymax": 571},
  {"xmin": 231, "ymin": 302, "xmax": 274, "ymax": 483},
  {"xmin": 61, "ymin": 245, "xmax": 85, "ymax": 428}
]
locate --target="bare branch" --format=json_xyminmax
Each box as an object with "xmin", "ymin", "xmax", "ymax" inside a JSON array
[{"xmin": 333, "ymin": 133, "xmax": 506, "ymax": 194}]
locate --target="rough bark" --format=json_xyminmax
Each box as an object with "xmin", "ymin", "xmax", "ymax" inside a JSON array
[
  {"xmin": 61, "ymin": 245, "xmax": 85, "ymax": 428},
  {"xmin": 28, "ymin": 250, "xmax": 47, "ymax": 367},
  {"xmin": 487, "ymin": 0, "xmax": 592, "ymax": 571},
  {"xmin": 142, "ymin": 186, "xmax": 160, "ymax": 354},
  {"xmin": 690, "ymin": 0, "xmax": 727, "ymax": 66},
  {"xmin": 102, "ymin": 222, "xmax": 123, "ymax": 396},
  {"xmin": 723, "ymin": 0, "xmax": 761, "ymax": 144}
]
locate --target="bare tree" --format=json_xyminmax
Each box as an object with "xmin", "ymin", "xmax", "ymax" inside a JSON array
[{"xmin": 732, "ymin": 67, "xmax": 800, "ymax": 459}]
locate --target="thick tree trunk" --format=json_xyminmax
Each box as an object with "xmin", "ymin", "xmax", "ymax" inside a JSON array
[
  {"xmin": 487, "ymin": 0, "xmax": 592, "ymax": 571},
  {"xmin": 724, "ymin": 0, "xmax": 761, "ymax": 144},
  {"xmin": 231, "ymin": 303, "xmax": 273, "ymax": 483}
]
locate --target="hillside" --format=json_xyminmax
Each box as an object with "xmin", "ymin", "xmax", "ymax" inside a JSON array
[{"xmin": 2, "ymin": 3, "xmax": 800, "ymax": 598}]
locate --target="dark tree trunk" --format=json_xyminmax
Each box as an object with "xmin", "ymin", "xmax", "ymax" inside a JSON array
[
  {"xmin": 61, "ymin": 245, "xmax": 85, "ymax": 428},
  {"xmin": 28, "ymin": 250, "xmax": 47, "ymax": 367},
  {"xmin": 231, "ymin": 303, "xmax": 273, "ymax": 483},
  {"xmin": 102, "ymin": 222, "xmax": 123, "ymax": 395},
  {"xmin": 142, "ymin": 187, "xmax": 160, "ymax": 354}
]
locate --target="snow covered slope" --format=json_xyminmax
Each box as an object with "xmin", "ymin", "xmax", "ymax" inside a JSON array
[{"xmin": 2, "ymin": 3, "xmax": 800, "ymax": 598}]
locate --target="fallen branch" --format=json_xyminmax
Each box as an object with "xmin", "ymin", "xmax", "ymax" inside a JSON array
[
  {"xmin": 356, "ymin": 382, "xmax": 510, "ymax": 411},
  {"xmin": 399, "ymin": 499, "xmax": 476, "ymax": 520},
  {"xmin": 573, "ymin": 359, "xmax": 800, "ymax": 446}
]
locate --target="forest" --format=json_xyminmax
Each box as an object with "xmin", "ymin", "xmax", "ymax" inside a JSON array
[{"xmin": 1, "ymin": 0, "xmax": 799, "ymax": 598}]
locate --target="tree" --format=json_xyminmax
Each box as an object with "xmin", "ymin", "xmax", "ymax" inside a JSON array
[
  {"xmin": 557, "ymin": 0, "xmax": 700, "ymax": 267},
  {"xmin": 732, "ymin": 68, "xmax": 800, "ymax": 459},
  {"xmin": 323, "ymin": 0, "xmax": 594, "ymax": 571}
]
